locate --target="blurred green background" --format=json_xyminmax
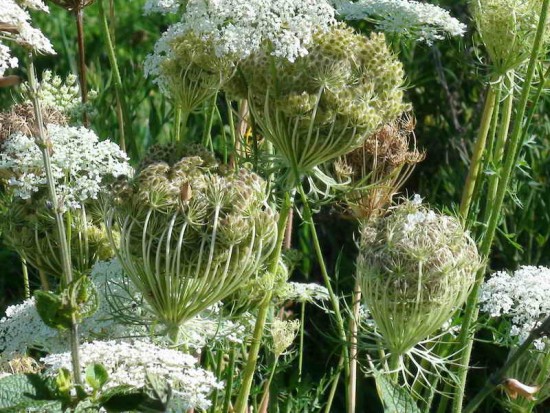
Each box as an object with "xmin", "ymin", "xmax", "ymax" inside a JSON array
[{"xmin": 1, "ymin": 1, "xmax": 549, "ymax": 411}]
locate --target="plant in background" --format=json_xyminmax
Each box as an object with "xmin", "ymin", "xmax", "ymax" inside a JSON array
[
  {"xmin": 107, "ymin": 146, "xmax": 278, "ymax": 341},
  {"xmin": 479, "ymin": 266, "xmax": 550, "ymax": 412},
  {"xmin": 357, "ymin": 198, "xmax": 481, "ymax": 371}
]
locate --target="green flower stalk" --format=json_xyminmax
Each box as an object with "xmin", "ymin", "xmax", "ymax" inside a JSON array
[
  {"xmin": 107, "ymin": 148, "xmax": 278, "ymax": 339},
  {"xmin": 357, "ymin": 199, "xmax": 481, "ymax": 360},
  {"xmin": 228, "ymin": 25, "xmax": 406, "ymax": 184}
]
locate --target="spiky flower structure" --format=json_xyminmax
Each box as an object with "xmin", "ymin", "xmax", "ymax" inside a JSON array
[
  {"xmin": 471, "ymin": 0, "xmax": 549, "ymax": 73},
  {"xmin": 144, "ymin": 23, "xmax": 235, "ymax": 112},
  {"xmin": 335, "ymin": 113, "xmax": 424, "ymax": 219},
  {"xmin": 357, "ymin": 199, "xmax": 481, "ymax": 357},
  {"xmin": 0, "ymin": 124, "xmax": 132, "ymax": 276},
  {"xmin": 228, "ymin": 24, "xmax": 406, "ymax": 185},
  {"xmin": 107, "ymin": 146, "xmax": 278, "ymax": 338}
]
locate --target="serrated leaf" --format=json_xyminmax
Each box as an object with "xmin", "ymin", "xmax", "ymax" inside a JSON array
[
  {"xmin": 372, "ymin": 369, "xmax": 421, "ymax": 413},
  {"xmin": 99, "ymin": 385, "xmax": 145, "ymax": 412},
  {"xmin": 34, "ymin": 290, "xmax": 71, "ymax": 330},
  {"xmin": 85, "ymin": 364, "xmax": 109, "ymax": 391},
  {"xmin": 0, "ymin": 374, "xmax": 61, "ymax": 412},
  {"xmin": 138, "ymin": 372, "xmax": 172, "ymax": 413}
]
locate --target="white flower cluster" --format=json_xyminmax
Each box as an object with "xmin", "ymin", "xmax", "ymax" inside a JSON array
[
  {"xmin": 0, "ymin": 297, "xmax": 66, "ymax": 359},
  {"xmin": 0, "ymin": 44, "xmax": 18, "ymax": 77},
  {"xmin": 0, "ymin": 124, "xmax": 133, "ymax": 210},
  {"xmin": 143, "ymin": 0, "xmax": 180, "ymax": 15},
  {"xmin": 336, "ymin": 0, "xmax": 466, "ymax": 44},
  {"xmin": 403, "ymin": 209, "xmax": 437, "ymax": 232},
  {"xmin": 277, "ymin": 282, "xmax": 330, "ymax": 303},
  {"xmin": 271, "ymin": 319, "xmax": 300, "ymax": 357},
  {"xmin": 480, "ymin": 266, "xmax": 550, "ymax": 350},
  {"xmin": 41, "ymin": 340, "xmax": 223, "ymax": 411},
  {"xmin": 146, "ymin": 0, "xmax": 336, "ymax": 62},
  {"xmin": 21, "ymin": 70, "xmax": 97, "ymax": 118},
  {"xmin": 0, "ymin": 0, "xmax": 55, "ymax": 73},
  {"xmin": 143, "ymin": 22, "xmax": 185, "ymax": 96}
]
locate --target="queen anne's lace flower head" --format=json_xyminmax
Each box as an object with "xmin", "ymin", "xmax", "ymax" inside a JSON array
[
  {"xmin": 471, "ymin": 0, "xmax": 548, "ymax": 73},
  {"xmin": 145, "ymin": 0, "xmax": 336, "ymax": 61},
  {"xmin": 0, "ymin": 124, "xmax": 132, "ymax": 210},
  {"xmin": 0, "ymin": 0, "xmax": 55, "ymax": 67},
  {"xmin": 336, "ymin": 0, "xmax": 466, "ymax": 44},
  {"xmin": 41, "ymin": 340, "xmax": 223, "ymax": 411},
  {"xmin": 229, "ymin": 24, "xmax": 406, "ymax": 183},
  {"xmin": 480, "ymin": 266, "xmax": 550, "ymax": 350}
]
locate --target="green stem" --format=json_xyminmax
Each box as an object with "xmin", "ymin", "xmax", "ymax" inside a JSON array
[
  {"xmin": 202, "ymin": 93, "xmax": 217, "ymax": 151},
  {"xmin": 28, "ymin": 55, "xmax": 81, "ymax": 385},
  {"xmin": 348, "ymin": 278, "xmax": 361, "ymax": 413},
  {"xmin": 452, "ymin": 2, "xmax": 550, "ymax": 411},
  {"xmin": 209, "ymin": 348, "xmax": 224, "ymax": 413},
  {"xmin": 459, "ymin": 81, "xmax": 498, "ymax": 224},
  {"xmin": 258, "ymin": 358, "xmax": 279, "ymax": 411},
  {"xmin": 324, "ymin": 353, "xmax": 345, "ymax": 413},
  {"xmin": 98, "ymin": 0, "xmax": 132, "ymax": 152},
  {"xmin": 482, "ymin": 72, "xmax": 515, "ymax": 233},
  {"xmin": 296, "ymin": 183, "xmax": 350, "ymax": 377},
  {"xmin": 233, "ymin": 193, "xmax": 293, "ymax": 413},
  {"xmin": 222, "ymin": 344, "xmax": 236, "ymax": 413},
  {"xmin": 298, "ymin": 300, "xmax": 305, "ymax": 381},
  {"xmin": 75, "ymin": 8, "xmax": 88, "ymax": 126},
  {"xmin": 21, "ymin": 258, "xmax": 30, "ymax": 299},
  {"xmin": 463, "ymin": 315, "xmax": 550, "ymax": 413}
]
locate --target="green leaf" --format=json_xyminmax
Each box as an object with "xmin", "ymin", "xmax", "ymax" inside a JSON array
[
  {"xmin": 372, "ymin": 369, "xmax": 421, "ymax": 413},
  {"xmin": 74, "ymin": 399, "xmax": 102, "ymax": 412},
  {"xmin": 138, "ymin": 372, "xmax": 172, "ymax": 413},
  {"xmin": 34, "ymin": 290, "xmax": 71, "ymax": 330},
  {"xmin": 85, "ymin": 364, "xmax": 109, "ymax": 391},
  {"xmin": 99, "ymin": 385, "xmax": 145, "ymax": 412},
  {"xmin": 0, "ymin": 374, "xmax": 62, "ymax": 412}
]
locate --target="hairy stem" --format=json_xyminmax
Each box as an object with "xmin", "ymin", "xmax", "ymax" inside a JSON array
[{"xmin": 75, "ymin": 8, "xmax": 88, "ymax": 126}]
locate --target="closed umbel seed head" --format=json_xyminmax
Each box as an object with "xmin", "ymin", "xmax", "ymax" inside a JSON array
[{"xmin": 357, "ymin": 199, "xmax": 481, "ymax": 355}]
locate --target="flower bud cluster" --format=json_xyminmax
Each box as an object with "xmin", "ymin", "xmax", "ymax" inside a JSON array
[{"xmin": 357, "ymin": 199, "xmax": 481, "ymax": 355}]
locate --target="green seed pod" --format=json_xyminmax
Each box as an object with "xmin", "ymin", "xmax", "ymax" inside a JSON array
[
  {"xmin": 227, "ymin": 25, "xmax": 406, "ymax": 184},
  {"xmin": 357, "ymin": 200, "xmax": 481, "ymax": 356},
  {"xmin": 107, "ymin": 151, "xmax": 278, "ymax": 334}
]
